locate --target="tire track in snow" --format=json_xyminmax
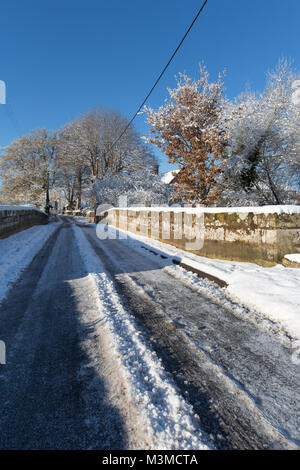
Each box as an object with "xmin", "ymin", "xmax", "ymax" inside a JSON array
[{"xmin": 73, "ymin": 224, "xmax": 211, "ymax": 450}]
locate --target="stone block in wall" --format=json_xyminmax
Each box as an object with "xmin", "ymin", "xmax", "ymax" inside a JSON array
[{"xmin": 0, "ymin": 208, "xmax": 48, "ymax": 238}]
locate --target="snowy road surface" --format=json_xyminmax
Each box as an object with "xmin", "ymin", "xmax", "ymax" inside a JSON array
[{"xmin": 0, "ymin": 217, "xmax": 299, "ymax": 449}]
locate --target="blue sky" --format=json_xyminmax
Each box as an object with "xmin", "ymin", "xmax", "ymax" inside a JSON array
[{"xmin": 0, "ymin": 0, "xmax": 299, "ymax": 172}]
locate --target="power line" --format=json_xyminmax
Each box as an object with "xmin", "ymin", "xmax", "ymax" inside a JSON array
[{"xmin": 110, "ymin": 0, "xmax": 209, "ymax": 150}]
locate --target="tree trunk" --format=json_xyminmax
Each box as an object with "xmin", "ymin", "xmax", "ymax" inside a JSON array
[
  {"xmin": 45, "ymin": 170, "xmax": 50, "ymax": 214},
  {"xmin": 75, "ymin": 168, "xmax": 82, "ymax": 210},
  {"xmin": 262, "ymin": 153, "xmax": 282, "ymax": 204}
]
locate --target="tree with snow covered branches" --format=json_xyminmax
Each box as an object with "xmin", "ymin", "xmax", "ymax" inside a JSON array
[
  {"xmin": 57, "ymin": 108, "xmax": 158, "ymax": 209},
  {"xmin": 0, "ymin": 129, "xmax": 57, "ymax": 209},
  {"xmin": 221, "ymin": 60, "xmax": 300, "ymax": 205},
  {"xmin": 93, "ymin": 167, "xmax": 174, "ymax": 207},
  {"xmin": 59, "ymin": 108, "xmax": 157, "ymax": 179},
  {"xmin": 144, "ymin": 67, "xmax": 228, "ymax": 205}
]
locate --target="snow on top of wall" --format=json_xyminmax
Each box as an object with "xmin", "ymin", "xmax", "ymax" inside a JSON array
[
  {"xmin": 160, "ymin": 169, "xmax": 180, "ymax": 184},
  {"xmin": 116, "ymin": 205, "xmax": 300, "ymax": 215},
  {"xmin": 284, "ymin": 253, "xmax": 300, "ymax": 263},
  {"xmin": 0, "ymin": 204, "xmax": 45, "ymax": 214}
]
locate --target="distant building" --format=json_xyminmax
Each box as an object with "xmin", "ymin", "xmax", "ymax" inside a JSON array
[{"xmin": 160, "ymin": 169, "xmax": 180, "ymax": 185}]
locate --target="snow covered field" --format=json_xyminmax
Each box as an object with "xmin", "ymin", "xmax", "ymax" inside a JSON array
[
  {"xmin": 95, "ymin": 223, "xmax": 300, "ymax": 342},
  {"xmin": 0, "ymin": 223, "xmax": 59, "ymax": 303}
]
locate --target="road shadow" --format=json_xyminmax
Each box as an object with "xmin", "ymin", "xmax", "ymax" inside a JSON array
[{"xmin": 0, "ymin": 224, "xmax": 128, "ymax": 450}]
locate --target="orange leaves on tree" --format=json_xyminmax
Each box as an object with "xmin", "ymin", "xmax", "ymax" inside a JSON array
[{"xmin": 144, "ymin": 67, "xmax": 228, "ymax": 205}]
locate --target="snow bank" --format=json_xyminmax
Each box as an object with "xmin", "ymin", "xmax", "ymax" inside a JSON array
[
  {"xmin": 177, "ymin": 255, "xmax": 300, "ymax": 340},
  {"xmin": 0, "ymin": 223, "xmax": 58, "ymax": 303}
]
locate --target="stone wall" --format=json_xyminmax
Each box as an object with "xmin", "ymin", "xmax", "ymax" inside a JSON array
[
  {"xmin": 99, "ymin": 208, "xmax": 300, "ymax": 266},
  {"xmin": 0, "ymin": 207, "xmax": 48, "ymax": 238}
]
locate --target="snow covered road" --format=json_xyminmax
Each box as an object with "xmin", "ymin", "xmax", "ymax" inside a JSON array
[
  {"xmin": 0, "ymin": 219, "xmax": 209, "ymax": 449},
  {"xmin": 0, "ymin": 221, "xmax": 130, "ymax": 449},
  {"xmin": 0, "ymin": 217, "xmax": 299, "ymax": 449}
]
